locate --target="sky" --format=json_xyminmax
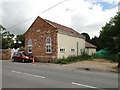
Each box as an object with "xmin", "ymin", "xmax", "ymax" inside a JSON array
[{"xmin": 0, "ymin": 0, "xmax": 119, "ymax": 38}]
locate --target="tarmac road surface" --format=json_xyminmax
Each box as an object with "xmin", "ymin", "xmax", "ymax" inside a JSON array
[{"xmin": 1, "ymin": 60, "xmax": 118, "ymax": 90}]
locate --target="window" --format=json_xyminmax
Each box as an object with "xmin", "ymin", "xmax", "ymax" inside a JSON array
[
  {"xmin": 28, "ymin": 46, "xmax": 32, "ymax": 53},
  {"xmin": 71, "ymin": 48, "xmax": 75, "ymax": 52},
  {"xmin": 60, "ymin": 48, "xmax": 65, "ymax": 53},
  {"xmin": 28, "ymin": 39, "xmax": 32, "ymax": 53},
  {"xmin": 46, "ymin": 37, "xmax": 52, "ymax": 53}
]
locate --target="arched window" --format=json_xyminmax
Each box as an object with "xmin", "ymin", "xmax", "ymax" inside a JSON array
[
  {"xmin": 28, "ymin": 39, "xmax": 32, "ymax": 53},
  {"xmin": 46, "ymin": 37, "xmax": 52, "ymax": 53}
]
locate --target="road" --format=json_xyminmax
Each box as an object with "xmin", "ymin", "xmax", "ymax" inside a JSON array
[{"xmin": 2, "ymin": 60, "xmax": 118, "ymax": 89}]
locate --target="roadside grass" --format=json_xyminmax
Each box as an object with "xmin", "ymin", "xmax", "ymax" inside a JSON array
[
  {"xmin": 103, "ymin": 54, "xmax": 119, "ymax": 63},
  {"xmin": 93, "ymin": 54, "xmax": 118, "ymax": 63},
  {"xmin": 55, "ymin": 55, "xmax": 92, "ymax": 64},
  {"xmin": 55, "ymin": 54, "xmax": 118, "ymax": 64}
]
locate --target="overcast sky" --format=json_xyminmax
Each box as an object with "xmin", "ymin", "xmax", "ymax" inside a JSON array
[{"xmin": 0, "ymin": 0, "xmax": 119, "ymax": 38}]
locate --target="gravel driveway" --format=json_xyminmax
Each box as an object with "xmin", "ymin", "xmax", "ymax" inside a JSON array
[{"xmin": 61, "ymin": 59, "xmax": 118, "ymax": 73}]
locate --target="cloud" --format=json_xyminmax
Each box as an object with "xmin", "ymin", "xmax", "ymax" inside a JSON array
[
  {"xmin": 0, "ymin": 2, "xmax": 3, "ymax": 24},
  {"xmin": 43, "ymin": 0, "xmax": 118, "ymax": 37},
  {"xmin": 68, "ymin": 0, "xmax": 118, "ymax": 37},
  {"xmin": 2, "ymin": 2, "xmax": 31, "ymax": 34},
  {"xmin": 0, "ymin": 0, "xmax": 118, "ymax": 38},
  {"xmin": 86, "ymin": 0, "xmax": 119, "ymax": 4},
  {"xmin": 102, "ymin": 0, "xmax": 119, "ymax": 4}
]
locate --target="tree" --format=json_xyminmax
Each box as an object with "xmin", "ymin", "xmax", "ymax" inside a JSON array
[
  {"xmin": 100, "ymin": 13, "xmax": 120, "ymax": 52},
  {"xmin": 2, "ymin": 32, "xmax": 14, "ymax": 49},
  {"xmin": 0, "ymin": 24, "xmax": 14, "ymax": 49},
  {"xmin": 14, "ymin": 34, "xmax": 25, "ymax": 48},
  {"xmin": 0, "ymin": 25, "xmax": 5, "ymax": 49},
  {"xmin": 99, "ymin": 13, "xmax": 120, "ymax": 67},
  {"xmin": 81, "ymin": 32, "xmax": 90, "ymax": 42},
  {"xmin": 90, "ymin": 36, "xmax": 103, "ymax": 51}
]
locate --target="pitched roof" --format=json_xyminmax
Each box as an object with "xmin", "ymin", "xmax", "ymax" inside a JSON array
[
  {"xmin": 85, "ymin": 41, "xmax": 97, "ymax": 48},
  {"xmin": 25, "ymin": 16, "xmax": 85, "ymax": 39},
  {"xmin": 44, "ymin": 18, "xmax": 85, "ymax": 39}
]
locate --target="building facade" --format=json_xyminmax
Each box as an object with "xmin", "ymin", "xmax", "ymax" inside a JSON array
[
  {"xmin": 85, "ymin": 41, "xmax": 97, "ymax": 56},
  {"xmin": 25, "ymin": 16, "xmax": 93, "ymax": 62}
]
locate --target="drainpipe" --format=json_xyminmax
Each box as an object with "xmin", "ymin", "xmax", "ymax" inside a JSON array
[{"xmin": 77, "ymin": 42, "xmax": 78, "ymax": 56}]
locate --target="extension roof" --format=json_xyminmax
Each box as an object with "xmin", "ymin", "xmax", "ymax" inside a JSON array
[{"xmin": 85, "ymin": 41, "xmax": 97, "ymax": 48}]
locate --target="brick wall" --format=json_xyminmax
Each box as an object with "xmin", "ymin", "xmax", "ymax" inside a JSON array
[
  {"xmin": 0, "ymin": 49, "xmax": 11, "ymax": 60},
  {"xmin": 0, "ymin": 51, "xmax": 1, "ymax": 59},
  {"xmin": 25, "ymin": 17, "xmax": 58, "ymax": 62}
]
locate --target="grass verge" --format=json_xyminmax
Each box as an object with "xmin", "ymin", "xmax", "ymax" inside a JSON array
[{"xmin": 55, "ymin": 55, "xmax": 92, "ymax": 64}]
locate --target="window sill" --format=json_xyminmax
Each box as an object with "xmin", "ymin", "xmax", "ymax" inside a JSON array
[
  {"xmin": 46, "ymin": 52, "xmax": 52, "ymax": 54},
  {"xmin": 60, "ymin": 52, "xmax": 65, "ymax": 53}
]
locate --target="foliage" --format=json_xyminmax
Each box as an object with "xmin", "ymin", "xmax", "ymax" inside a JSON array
[
  {"xmin": 99, "ymin": 13, "xmax": 120, "ymax": 53},
  {"xmin": 55, "ymin": 55, "xmax": 92, "ymax": 64},
  {"xmin": 0, "ymin": 25, "xmax": 14, "ymax": 49},
  {"xmin": 0, "ymin": 25, "xmax": 25, "ymax": 49},
  {"xmin": 99, "ymin": 13, "xmax": 120, "ymax": 67},
  {"xmin": 19, "ymin": 47, "xmax": 25, "ymax": 51},
  {"xmin": 90, "ymin": 36, "xmax": 103, "ymax": 51},
  {"xmin": 89, "ymin": 13, "xmax": 120, "ymax": 53},
  {"xmin": 81, "ymin": 32, "xmax": 91, "ymax": 42},
  {"xmin": 14, "ymin": 34, "xmax": 25, "ymax": 48},
  {"xmin": 103, "ymin": 54, "xmax": 118, "ymax": 62}
]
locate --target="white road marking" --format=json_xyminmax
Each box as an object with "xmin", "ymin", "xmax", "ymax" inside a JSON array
[
  {"xmin": 11, "ymin": 70, "xmax": 45, "ymax": 79},
  {"xmin": 72, "ymin": 82, "xmax": 97, "ymax": 88}
]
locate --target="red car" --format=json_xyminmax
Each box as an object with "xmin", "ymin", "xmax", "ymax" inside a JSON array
[{"xmin": 11, "ymin": 51, "xmax": 33, "ymax": 63}]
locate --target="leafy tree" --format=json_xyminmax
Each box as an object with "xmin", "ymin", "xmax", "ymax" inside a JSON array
[
  {"xmin": 14, "ymin": 34, "xmax": 25, "ymax": 48},
  {"xmin": 99, "ymin": 13, "xmax": 120, "ymax": 67},
  {"xmin": 2, "ymin": 32, "xmax": 14, "ymax": 49},
  {"xmin": 100, "ymin": 13, "xmax": 120, "ymax": 52},
  {"xmin": 81, "ymin": 32, "xmax": 90, "ymax": 42},
  {"xmin": 90, "ymin": 36, "xmax": 103, "ymax": 51},
  {"xmin": 0, "ymin": 25, "xmax": 14, "ymax": 49},
  {"xmin": 0, "ymin": 25, "xmax": 5, "ymax": 49}
]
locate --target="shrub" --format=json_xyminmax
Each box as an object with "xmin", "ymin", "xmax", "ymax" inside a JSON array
[
  {"xmin": 104, "ymin": 54, "xmax": 118, "ymax": 62},
  {"xmin": 55, "ymin": 55, "xmax": 92, "ymax": 64}
]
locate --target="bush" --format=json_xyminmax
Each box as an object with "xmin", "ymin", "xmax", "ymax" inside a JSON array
[
  {"xmin": 104, "ymin": 54, "xmax": 118, "ymax": 62},
  {"xmin": 55, "ymin": 55, "xmax": 92, "ymax": 64}
]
